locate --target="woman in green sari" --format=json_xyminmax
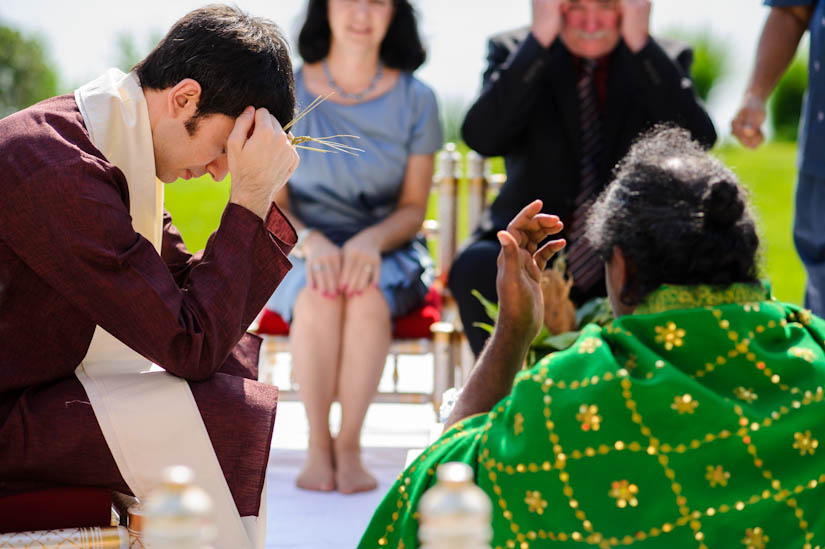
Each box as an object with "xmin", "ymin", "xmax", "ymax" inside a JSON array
[{"xmin": 359, "ymin": 127, "xmax": 825, "ymax": 548}]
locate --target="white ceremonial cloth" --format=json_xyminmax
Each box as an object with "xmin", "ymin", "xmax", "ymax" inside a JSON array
[{"xmin": 73, "ymin": 68, "xmax": 253, "ymax": 548}]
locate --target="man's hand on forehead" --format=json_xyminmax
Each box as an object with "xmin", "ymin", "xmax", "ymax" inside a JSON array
[
  {"xmin": 226, "ymin": 106, "xmax": 299, "ymax": 219},
  {"xmin": 232, "ymin": 107, "xmax": 294, "ymax": 142},
  {"xmin": 531, "ymin": 0, "xmax": 564, "ymax": 47},
  {"xmin": 619, "ymin": 0, "xmax": 651, "ymax": 52}
]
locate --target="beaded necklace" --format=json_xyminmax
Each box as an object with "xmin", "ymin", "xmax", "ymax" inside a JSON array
[{"xmin": 322, "ymin": 59, "xmax": 384, "ymax": 102}]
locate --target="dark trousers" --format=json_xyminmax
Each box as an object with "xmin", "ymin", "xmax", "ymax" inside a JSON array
[
  {"xmin": 448, "ymin": 238, "xmax": 501, "ymax": 357},
  {"xmin": 794, "ymin": 171, "xmax": 825, "ymax": 316}
]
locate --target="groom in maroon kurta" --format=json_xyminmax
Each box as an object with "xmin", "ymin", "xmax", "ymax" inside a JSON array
[{"xmin": 0, "ymin": 6, "xmax": 299, "ymax": 518}]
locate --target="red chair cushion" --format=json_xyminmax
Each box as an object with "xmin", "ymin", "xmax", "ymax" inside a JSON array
[
  {"xmin": 257, "ymin": 307, "xmax": 291, "ymax": 336},
  {"xmin": 393, "ymin": 286, "xmax": 441, "ymax": 338},
  {"xmin": 0, "ymin": 487, "xmax": 112, "ymax": 533},
  {"xmin": 256, "ymin": 286, "xmax": 441, "ymax": 340}
]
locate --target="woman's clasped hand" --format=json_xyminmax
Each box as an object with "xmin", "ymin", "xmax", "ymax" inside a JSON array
[{"xmin": 304, "ymin": 231, "xmax": 381, "ymax": 298}]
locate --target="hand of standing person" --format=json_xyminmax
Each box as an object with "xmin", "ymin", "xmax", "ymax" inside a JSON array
[
  {"xmin": 731, "ymin": 93, "xmax": 767, "ymax": 149},
  {"xmin": 620, "ymin": 0, "xmax": 651, "ymax": 53},
  {"xmin": 531, "ymin": 0, "xmax": 564, "ymax": 48},
  {"xmin": 228, "ymin": 106, "xmax": 300, "ymax": 219},
  {"xmin": 731, "ymin": 6, "xmax": 814, "ymax": 150}
]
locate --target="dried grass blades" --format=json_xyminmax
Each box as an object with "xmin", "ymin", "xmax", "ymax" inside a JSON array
[
  {"xmin": 291, "ymin": 134, "xmax": 362, "ymax": 156},
  {"xmin": 286, "ymin": 92, "xmax": 363, "ymax": 156},
  {"xmin": 283, "ymin": 92, "xmax": 329, "ymax": 132}
]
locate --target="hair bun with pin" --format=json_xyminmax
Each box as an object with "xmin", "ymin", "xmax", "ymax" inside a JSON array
[{"xmin": 702, "ymin": 178, "xmax": 743, "ymax": 230}]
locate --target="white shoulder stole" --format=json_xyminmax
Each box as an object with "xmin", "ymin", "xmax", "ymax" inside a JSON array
[{"xmin": 73, "ymin": 69, "xmax": 256, "ymax": 548}]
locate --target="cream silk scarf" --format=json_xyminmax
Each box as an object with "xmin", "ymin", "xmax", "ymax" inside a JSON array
[{"xmin": 73, "ymin": 69, "xmax": 255, "ymax": 548}]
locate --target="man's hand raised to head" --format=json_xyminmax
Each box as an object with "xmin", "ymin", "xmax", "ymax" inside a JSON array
[
  {"xmin": 495, "ymin": 200, "xmax": 566, "ymax": 349},
  {"xmin": 228, "ymin": 106, "xmax": 300, "ymax": 220},
  {"xmin": 620, "ymin": 0, "xmax": 651, "ymax": 53},
  {"xmin": 531, "ymin": 0, "xmax": 564, "ymax": 48}
]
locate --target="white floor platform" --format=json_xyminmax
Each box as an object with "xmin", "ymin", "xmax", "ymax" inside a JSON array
[{"xmin": 264, "ymin": 400, "xmax": 437, "ymax": 549}]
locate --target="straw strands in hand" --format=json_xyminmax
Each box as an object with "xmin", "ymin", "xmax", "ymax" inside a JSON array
[{"xmin": 285, "ymin": 92, "xmax": 363, "ymax": 156}]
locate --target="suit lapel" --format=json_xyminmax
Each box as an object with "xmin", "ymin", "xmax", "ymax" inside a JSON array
[
  {"xmin": 550, "ymin": 43, "xmax": 581, "ymax": 161},
  {"xmin": 603, "ymin": 44, "xmax": 633, "ymax": 168}
]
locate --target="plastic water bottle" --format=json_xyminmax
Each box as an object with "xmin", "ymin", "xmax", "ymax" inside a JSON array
[
  {"xmin": 418, "ymin": 462, "xmax": 493, "ymax": 549},
  {"xmin": 140, "ymin": 465, "xmax": 216, "ymax": 548}
]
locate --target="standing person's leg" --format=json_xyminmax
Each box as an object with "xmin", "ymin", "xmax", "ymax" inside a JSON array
[
  {"xmin": 447, "ymin": 238, "xmax": 501, "ymax": 357},
  {"xmin": 793, "ymin": 172, "xmax": 825, "ymax": 316},
  {"xmin": 290, "ymin": 289, "xmax": 345, "ymax": 491},
  {"xmin": 334, "ymin": 288, "xmax": 391, "ymax": 493}
]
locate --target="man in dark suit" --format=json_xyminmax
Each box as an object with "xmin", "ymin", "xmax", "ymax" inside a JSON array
[{"xmin": 449, "ymin": 0, "xmax": 717, "ymax": 357}]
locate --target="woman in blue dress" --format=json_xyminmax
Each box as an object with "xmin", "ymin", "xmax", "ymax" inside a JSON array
[{"xmin": 266, "ymin": 0, "xmax": 442, "ymax": 493}]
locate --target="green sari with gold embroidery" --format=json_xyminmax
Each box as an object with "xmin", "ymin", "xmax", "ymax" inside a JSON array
[{"xmin": 359, "ymin": 284, "xmax": 825, "ymax": 548}]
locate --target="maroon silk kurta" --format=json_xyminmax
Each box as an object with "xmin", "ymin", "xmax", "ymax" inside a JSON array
[{"xmin": 0, "ymin": 94, "xmax": 296, "ymax": 516}]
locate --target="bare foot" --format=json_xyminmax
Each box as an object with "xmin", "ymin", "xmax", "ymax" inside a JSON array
[
  {"xmin": 296, "ymin": 447, "xmax": 335, "ymax": 492},
  {"xmin": 334, "ymin": 443, "xmax": 377, "ymax": 494}
]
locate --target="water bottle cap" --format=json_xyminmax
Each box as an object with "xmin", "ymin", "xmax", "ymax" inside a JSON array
[
  {"xmin": 436, "ymin": 462, "xmax": 473, "ymax": 484},
  {"xmin": 163, "ymin": 465, "xmax": 194, "ymax": 486},
  {"xmin": 144, "ymin": 465, "xmax": 213, "ymax": 518}
]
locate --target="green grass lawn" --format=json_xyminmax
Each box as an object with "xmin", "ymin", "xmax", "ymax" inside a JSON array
[
  {"xmin": 164, "ymin": 175, "xmax": 231, "ymax": 252},
  {"xmin": 165, "ymin": 141, "xmax": 806, "ymax": 306},
  {"xmin": 714, "ymin": 142, "xmax": 804, "ymax": 305}
]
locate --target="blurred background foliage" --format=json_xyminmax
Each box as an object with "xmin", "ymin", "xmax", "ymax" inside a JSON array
[
  {"xmin": 0, "ymin": 19, "xmax": 811, "ymax": 305},
  {"xmin": 689, "ymin": 33, "xmax": 727, "ymax": 103},
  {"xmin": 0, "ymin": 24, "xmax": 58, "ymax": 117},
  {"xmin": 113, "ymin": 30, "xmax": 164, "ymax": 75},
  {"xmin": 769, "ymin": 52, "xmax": 808, "ymax": 142},
  {"xmin": 437, "ymin": 96, "xmax": 468, "ymax": 145},
  {"xmin": 664, "ymin": 30, "xmax": 729, "ymax": 103}
]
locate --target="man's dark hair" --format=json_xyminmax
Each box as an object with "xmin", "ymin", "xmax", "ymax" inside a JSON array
[
  {"xmin": 297, "ymin": 0, "xmax": 426, "ymax": 71},
  {"xmin": 135, "ymin": 4, "xmax": 295, "ymax": 134},
  {"xmin": 585, "ymin": 126, "xmax": 761, "ymax": 306}
]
